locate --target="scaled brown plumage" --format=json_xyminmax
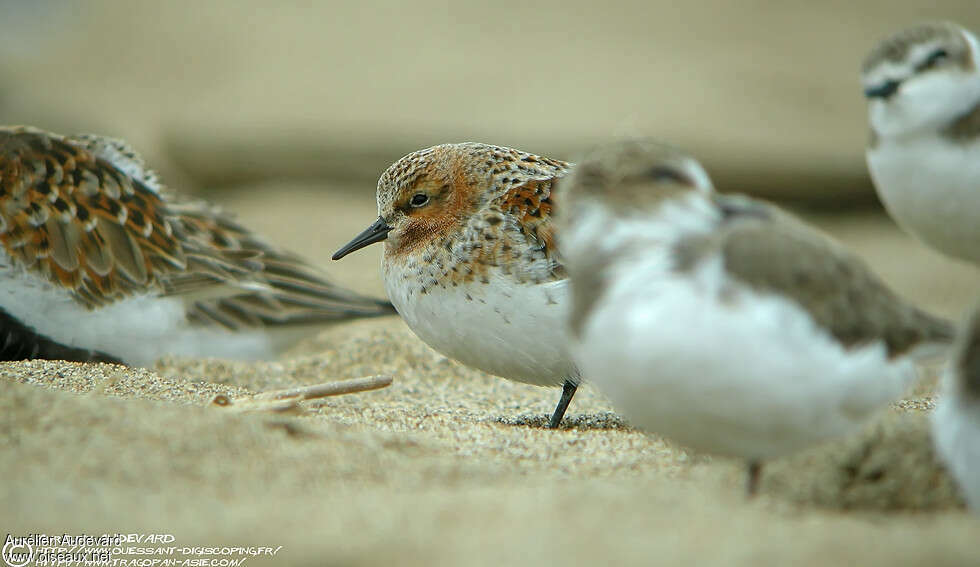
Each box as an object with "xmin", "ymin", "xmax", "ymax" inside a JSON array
[{"xmin": 0, "ymin": 126, "xmax": 393, "ymax": 330}]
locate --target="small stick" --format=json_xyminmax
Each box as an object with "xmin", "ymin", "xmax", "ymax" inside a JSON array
[
  {"xmin": 212, "ymin": 375, "xmax": 393, "ymax": 412},
  {"xmin": 254, "ymin": 374, "xmax": 393, "ymax": 401}
]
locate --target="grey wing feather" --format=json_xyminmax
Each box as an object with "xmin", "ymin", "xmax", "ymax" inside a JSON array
[
  {"xmin": 711, "ymin": 195, "xmax": 953, "ymax": 358},
  {"xmin": 166, "ymin": 201, "xmax": 395, "ymax": 329}
]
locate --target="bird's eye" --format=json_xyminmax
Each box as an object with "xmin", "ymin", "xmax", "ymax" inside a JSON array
[
  {"xmin": 409, "ymin": 193, "xmax": 429, "ymax": 207},
  {"xmin": 920, "ymin": 48, "xmax": 950, "ymax": 70},
  {"xmin": 647, "ymin": 166, "xmax": 688, "ymax": 185}
]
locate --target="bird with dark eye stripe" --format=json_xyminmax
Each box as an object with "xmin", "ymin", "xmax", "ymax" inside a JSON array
[
  {"xmin": 560, "ymin": 139, "xmax": 951, "ymax": 496},
  {"xmin": 0, "ymin": 125, "xmax": 396, "ymax": 366},
  {"xmin": 916, "ymin": 48, "xmax": 950, "ymax": 71},
  {"xmin": 561, "ymin": 139, "xmax": 714, "ymax": 211},
  {"xmin": 862, "ymin": 22, "xmax": 980, "ymax": 265},
  {"xmin": 647, "ymin": 166, "xmax": 690, "ymax": 185}
]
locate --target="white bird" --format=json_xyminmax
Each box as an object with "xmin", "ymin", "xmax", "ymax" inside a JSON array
[
  {"xmin": 560, "ymin": 140, "xmax": 953, "ymax": 493},
  {"xmin": 932, "ymin": 303, "xmax": 980, "ymax": 512},
  {"xmin": 862, "ymin": 21, "xmax": 980, "ymax": 266}
]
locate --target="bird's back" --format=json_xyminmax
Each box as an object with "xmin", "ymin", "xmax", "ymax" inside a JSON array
[{"xmin": 0, "ymin": 126, "xmax": 394, "ymax": 364}]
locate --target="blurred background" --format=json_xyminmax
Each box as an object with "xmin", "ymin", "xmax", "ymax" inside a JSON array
[{"xmin": 1, "ymin": 0, "xmax": 977, "ymax": 309}]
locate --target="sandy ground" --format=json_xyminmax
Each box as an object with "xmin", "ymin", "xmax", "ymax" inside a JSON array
[{"xmin": 3, "ymin": 182, "xmax": 980, "ymax": 566}]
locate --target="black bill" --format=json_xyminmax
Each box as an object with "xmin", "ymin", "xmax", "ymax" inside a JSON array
[{"xmin": 332, "ymin": 216, "xmax": 392, "ymax": 260}]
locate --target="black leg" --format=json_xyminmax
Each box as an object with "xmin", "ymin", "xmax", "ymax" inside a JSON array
[
  {"xmin": 548, "ymin": 380, "xmax": 578, "ymax": 429},
  {"xmin": 746, "ymin": 460, "xmax": 763, "ymax": 497}
]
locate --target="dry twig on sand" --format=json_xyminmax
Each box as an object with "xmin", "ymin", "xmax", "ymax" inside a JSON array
[{"xmin": 212, "ymin": 375, "xmax": 393, "ymax": 413}]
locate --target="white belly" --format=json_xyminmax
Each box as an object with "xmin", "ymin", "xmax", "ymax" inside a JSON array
[
  {"xmin": 575, "ymin": 256, "xmax": 915, "ymax": 460},
  {"xmin": 932, "ymin": 374, "xmax": 980, "ymax": 512},
  {"xmin": 383, "ymin": 263, "xmax": 577, "ymax": 387},
  {"xmin": 867, "ymin": 139, "xmax": 980, "ymax": 265},
  {"xmin": 0, "ymin": 254, "xmax": 274, "ymax": 366}
]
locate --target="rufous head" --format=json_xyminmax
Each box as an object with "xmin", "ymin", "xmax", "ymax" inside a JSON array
[
  {"xmin": 862, "ymin": 22, "xmax": 980, "ymax": 139},
  {"xmin": 332, "ymin": 142, "xmax": 568, "ymax": 260}
]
